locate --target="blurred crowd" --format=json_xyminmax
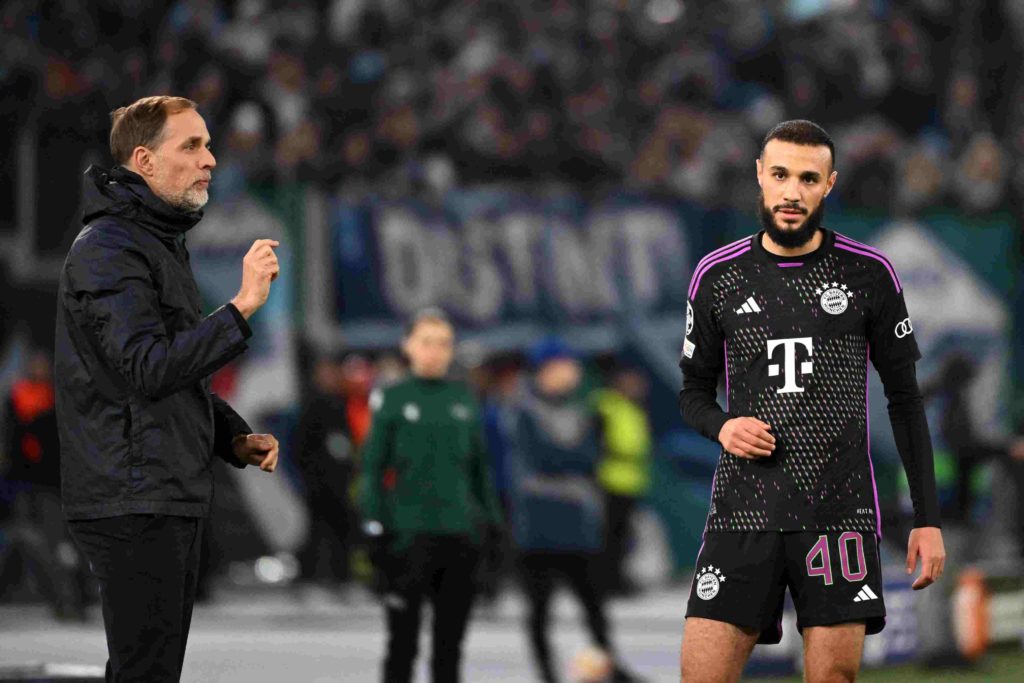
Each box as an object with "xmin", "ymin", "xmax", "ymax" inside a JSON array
[{"xmin": 2, "ymin": 0, "xmax": 1024, "ymax": 214}]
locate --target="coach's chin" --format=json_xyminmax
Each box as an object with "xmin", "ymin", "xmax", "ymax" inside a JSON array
[{"xmin": 56, "ymin": 95, "xmax": 281, "ymax": 682}]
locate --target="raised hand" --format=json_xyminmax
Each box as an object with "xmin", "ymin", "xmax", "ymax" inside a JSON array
[{"xmin": 230, "ymin": 239, "xmax": 280, "ymax": 319}]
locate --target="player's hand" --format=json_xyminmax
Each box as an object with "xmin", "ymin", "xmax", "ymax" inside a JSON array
[
  {"xmin": 906, "ymin": 526, "xmax": 945, "ymax": 590},
  {"xmin": 232, "ymin": 433, "xmax": 280, "ymax": 472},
  {"xmin": 718, "ymin": 417, "xmax": 775, "ymax": 459},
  {"xmin": 231, "ymin": 239, "xmax": 280, "ymax": 319}
]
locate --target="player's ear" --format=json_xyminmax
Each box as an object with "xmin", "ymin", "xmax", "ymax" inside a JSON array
[
  {"xmin": 755, "ymin": 157, "xmax": 764, "ymax": 189},
  {"xmin": 824, "ymin": 169, "xmax": 838, "ymax": 197}
]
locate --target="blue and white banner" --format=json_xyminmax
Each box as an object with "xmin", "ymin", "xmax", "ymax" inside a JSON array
[{"xmin": 327, "ymin": 191, "xmax": 746, "ymax": 331}]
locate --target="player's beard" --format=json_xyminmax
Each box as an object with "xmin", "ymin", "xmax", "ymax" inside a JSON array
[{"xmin": 757, "ymin": 191, "xmax": 824, "ymax": 249}]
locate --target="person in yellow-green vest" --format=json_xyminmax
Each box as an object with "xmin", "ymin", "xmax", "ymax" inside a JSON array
[
  {"xmin": 594, "ymin": 365, "xmax": 652, "ymax": 596},
  {"xmin": 360, "ymin": 309, "xmax": 503, "ymax": 683}
]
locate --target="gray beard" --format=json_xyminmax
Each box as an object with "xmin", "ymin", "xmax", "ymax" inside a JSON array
[{"xmin": 166, "ymin": 186, "xmax": 209, "ymax": 213}]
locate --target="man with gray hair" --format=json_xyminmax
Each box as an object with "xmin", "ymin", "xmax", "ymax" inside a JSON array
[{"xmin": 55, "ymin": 96, "xmax": 281, "ymax": 681}]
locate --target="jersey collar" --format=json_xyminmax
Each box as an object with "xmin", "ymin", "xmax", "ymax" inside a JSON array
[{"xmin": 751, "ymin": 228, "xmax": 834, "ymax": 268}]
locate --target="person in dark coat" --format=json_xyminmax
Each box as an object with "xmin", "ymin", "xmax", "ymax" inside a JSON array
[
  {"xmin": 54, "ymin": 95, "xmax": 281, "ymax": 682},
  {"xmin": 294, "ymin": 356, "xmax": 357, "ymax": 589},
  {"xmin": 508, "ymin": 337, "xmax": 643, "ymax": 683}
]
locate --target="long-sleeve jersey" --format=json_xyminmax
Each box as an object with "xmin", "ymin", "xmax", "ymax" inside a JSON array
[
  {"xmin": 679, "ymin": 228, "xmax": 941, "ymax": 534},
  {"xmin": 360, "ymin": 376, "xmax": 503, "ymax": 551}
]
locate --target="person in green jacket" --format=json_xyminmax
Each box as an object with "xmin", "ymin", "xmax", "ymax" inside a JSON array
[{"xmin": 360, "ymin": 309, "xmax": 503, "ymax": 683}]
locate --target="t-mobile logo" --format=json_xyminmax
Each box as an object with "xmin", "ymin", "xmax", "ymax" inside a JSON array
[{"xmin": 767, "ymin": 337, "xmax": 814, "ymax": 394}]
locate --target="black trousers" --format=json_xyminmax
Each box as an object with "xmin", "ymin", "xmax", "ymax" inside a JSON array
[
  {"xmin": 602, "ymin": 492, "xmax": 637, "ymax": 593},
  {"xmin": 298, "ymin": 490, "xmax": 353, "ymax": 584},
  {"xmin": 519, "ymin": 551, "xmax": 610, "ymax": 683},
  {"xmin": 382, "ymin": 534, "xmax": 480, "ymax": 683},
  {"xmin": 68, "ymin": 514, "xmax": 203, "ymax": 683}
]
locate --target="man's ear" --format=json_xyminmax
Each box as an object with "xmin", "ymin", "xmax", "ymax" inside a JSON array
[
  {"xmin": 755, "ymin": 157, "xmax": 764, "ymax": 190},
  {"xmin": 129, "ymin": 146, "xmax": 155, "ymax": 178}
]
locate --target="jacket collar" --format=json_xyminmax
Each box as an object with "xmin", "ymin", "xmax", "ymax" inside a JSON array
[{"xmin": 81, "ymin": 165, "xmax": 203, "ymax": 240}]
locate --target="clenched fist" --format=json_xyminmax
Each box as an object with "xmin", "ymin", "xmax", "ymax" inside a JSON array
[
  {"xmin": 718, "ymin": 417, "xmax": 776, "ymax": 459},
  {"xmin": 230, "ymin": 239, "xmax": 280, "ymax": 320}
]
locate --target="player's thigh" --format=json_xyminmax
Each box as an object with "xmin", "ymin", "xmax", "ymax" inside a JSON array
[
  {"xmin": 784, "ymin": 531, "xmax": 885, "ymax": 636},
  {"xmin": 802, "ymin": 622, "xmax": 866, "ymax": 683},
  {"xmin": 680, "ymin": 617, "xmax": 758, "ymax": 683},
  {"xmin": 685, "ymin": 532, "xmax": 788, "ymax": 643}
]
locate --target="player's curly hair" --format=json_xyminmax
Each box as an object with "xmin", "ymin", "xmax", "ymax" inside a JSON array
[
  {"xmin": 760, "ymin": 119, "xmax": 835, "ymax": 167},
  {"xmin": 109, "ymin": 95, "xmax": 197, "ymax": 164}
]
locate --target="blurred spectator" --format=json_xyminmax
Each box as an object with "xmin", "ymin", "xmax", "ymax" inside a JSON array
[
  {"xmin": 594, "ymin": 365, "xmax": 652, "ymax": 597},
  {"xmin": 340, "ymin": 354, "xmax": 374, "ymax": 448},
  {"xmin": 293, "ymin": 356, "xmax": 358, "ymax": 591},
  {"xmin": 0, "ymin": 350, "xmax": 87, "ymax": 620},
  {"xmin": 472, "ymin": 353, "xmax": 525, "ymax": 604},
  {"xmin": 507, "ymin": 337, "xmax": 642, "ymax": 683},
  {"xmin": 922, "ymin": 353, "xmax": 1024, "ymax": 532}
]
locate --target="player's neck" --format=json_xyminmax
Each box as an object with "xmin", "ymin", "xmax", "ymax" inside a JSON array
[{"xmin": 761, "ymin": 228, "xmax": 824, "ymax": 258}]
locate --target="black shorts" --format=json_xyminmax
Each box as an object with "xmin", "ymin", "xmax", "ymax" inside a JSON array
[{"xmin": 685, "ymin": 531, "xmax": 885, "ymax": 644}]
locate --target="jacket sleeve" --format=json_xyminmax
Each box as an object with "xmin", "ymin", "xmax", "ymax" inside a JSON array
[
  {"xmin": 359, "ymin": 388, "xmax": 392, "ymax": 524},
  {"xmin": 65, "ymin": 232, "xmax": 251, "ymax": 400},
  {"xmin": 211, "ymin": 393, "xmax": 252, "ymax": 469},
  {"xmin": 470, "ymin": 404, "xmax": 503, "ymax": 526}
]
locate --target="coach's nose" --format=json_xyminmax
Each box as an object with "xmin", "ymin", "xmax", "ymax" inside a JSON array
[{"xmin": 201, "ymin": 145, "xmax": 216, "ymax": 170}]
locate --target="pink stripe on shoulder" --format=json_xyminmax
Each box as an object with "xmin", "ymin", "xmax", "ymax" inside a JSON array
[
  {"xmin": 834, "ymin": 243, "xmax": 901, "ymax": 292},
  {"xmin": 687, "ymin": 235, "xmax": 754, "ymax": 300},
  {"xmin": 834, "ymin": 233, "xmax": 903, "ymax": 290},
  {"xmin": 694, "ymin": 235, "xmax": 752, "ymax": 268},
  {"xmin": 688, "ymin": 245, "xmax": 751, "ymax": 299}
]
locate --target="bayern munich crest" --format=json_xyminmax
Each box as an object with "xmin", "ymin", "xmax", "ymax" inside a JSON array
[
  {"xmin": 816, "ymin": 281, "xmax": 852, "ymax": 315},
  {"xmin": 695, "ymin": 565, "xmax": 725, "ymax": 601}
]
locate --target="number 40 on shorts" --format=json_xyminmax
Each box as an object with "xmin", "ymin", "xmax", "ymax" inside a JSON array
[{"xmin": 805, "ymin": 532, "xmax": 868, "ymax": 585}]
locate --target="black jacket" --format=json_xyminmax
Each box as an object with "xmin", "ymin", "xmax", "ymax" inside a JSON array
[{"xmin": 55, "ymin": 165, "xmax": 253, "ymax": 520}]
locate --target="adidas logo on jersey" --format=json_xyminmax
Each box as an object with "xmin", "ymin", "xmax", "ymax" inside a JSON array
[
  {"xmin": 735, "ymin": 296, "xmax": 761, "ymax": 315},
  {"xmin": 853, "ymin": 585, "xmax": 879, "ymax": 602}
]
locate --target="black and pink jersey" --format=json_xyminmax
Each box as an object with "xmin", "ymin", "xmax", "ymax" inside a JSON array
[{"xmin": 680, "ymin": 229, "xmax": 920, "ymax": 534}]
